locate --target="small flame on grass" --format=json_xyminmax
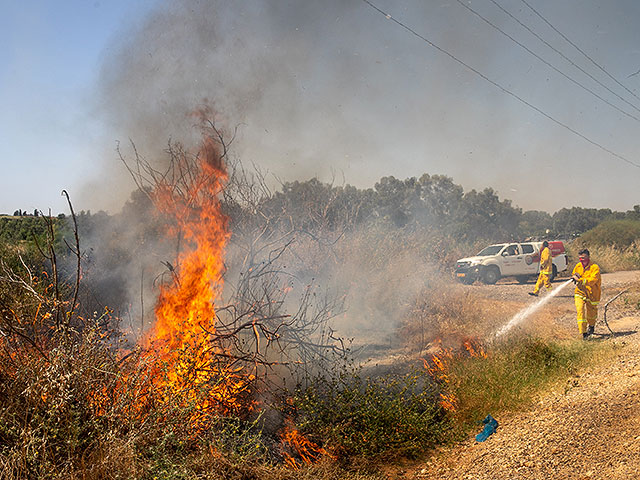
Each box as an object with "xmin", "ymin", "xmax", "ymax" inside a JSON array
[
  {"xmin": 423, "ymin": 337, "xmax": 488, "ymax": 413},
  {"xmin": 280, "ymin": 419, "xmax": 335, "ymax": 468},
  {"xmin": 462, "ymin": 338, "xmax": 487, "ymax": 358}
]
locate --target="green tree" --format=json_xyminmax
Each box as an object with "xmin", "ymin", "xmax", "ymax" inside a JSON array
[
  {"xmin": 552, "ymin": 207, "xmax": 614, "ymax": 236},
  {"xmin": 454, "ymin": 188, "xmax": 522, "ymax": 241},
  {"xmin": 579, "ymin": 219, "xmax": 640, "ymax": 249},
  {"xmin": 519, "ymin": 210, "xmax": 553, "ymax": 238}
]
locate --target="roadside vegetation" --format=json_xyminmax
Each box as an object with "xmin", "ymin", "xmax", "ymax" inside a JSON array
[
  {"xmin": 566, "ymin": 219, "xmax": 640, "ymax": 272},
  {"xmin": 442, "ymin": 338, "xmax": 603, "ymax": 433},
  {"xmin": 0, "ymin": 216, "xmax": 613, "ymax": 480}
]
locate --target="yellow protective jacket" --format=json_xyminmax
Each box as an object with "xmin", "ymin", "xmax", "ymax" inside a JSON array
[
  {"xmin": 539, "ymin": 246, "xmax": 552, "ymax": 275},
  {"xmin": 572, "ymin": 262, "xmax": 602, "ymax": 304}
]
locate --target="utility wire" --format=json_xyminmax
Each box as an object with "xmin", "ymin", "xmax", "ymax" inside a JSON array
[
  {"xmin": 520, "ymin": 0, "xmax": 640, "ymax": 104},
  {"xmin": 453, "ymin": 0, "xmax": 640, "ymax": 124},
  {"xmin": 359, "ymin": 0, "xmax": 640, "ymax": 169},
  {"xmin": 489, "ymin": 0, "xmax": 640, "ymax": 115}
]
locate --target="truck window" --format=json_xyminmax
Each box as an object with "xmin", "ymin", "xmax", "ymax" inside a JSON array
[
  {"xmin": 506, "ymin": 244, "xmax": 519, "ymax": 255},
  {"xmin": 521, "ymin": 244, "xmax": 534, "ymax": 254},
  {"xmin": 477, "ymin": 245, "xmax": 503, "ymax": 256}
]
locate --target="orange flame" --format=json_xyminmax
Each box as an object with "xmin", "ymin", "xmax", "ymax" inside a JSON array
[
  {"xmin": 423, "ymin": 350, "xmax": 456, "ymax": 412},
  {"xmin": 422, "ymin": 337, "xmax": 487, "ymax": 413},
  {"xmin": 462, "ymin": 338, "xmax": 487, "ymax": 358},
  {"xmin": 148, "ymin": 136, "xmax": 229, "ymax": 351},
  {"xmin": 280, "ymin": 419, "xmax": 334, "ymax": 468},
  {"xmin": 141, "ymin": 134, "xmax": 252, "ymax": 422}
]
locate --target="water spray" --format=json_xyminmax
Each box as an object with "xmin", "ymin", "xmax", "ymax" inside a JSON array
[{"xmin": 495, "ymin": 279, "xmax": 574, "ymax": 338}]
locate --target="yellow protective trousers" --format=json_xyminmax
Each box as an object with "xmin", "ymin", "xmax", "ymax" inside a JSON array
[
  {"xmin": 574, "ymin": 295, "xmax": 598, "ymax": 334},
  {"xmin": 533, "ymin": 273, "xmax": 552, "ymax": 294}
]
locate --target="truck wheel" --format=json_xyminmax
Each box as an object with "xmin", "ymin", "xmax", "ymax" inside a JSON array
[
  {"xmin": 482, "ymin": 266, "xmax": 500, "ymax": 285},
  {"xmin": 516, "ymin": 275, "xmax": 530, "ymax": 284},
  {"xmin": 550, "ymin": 265, "xmax": 557, "ymax": 282}
]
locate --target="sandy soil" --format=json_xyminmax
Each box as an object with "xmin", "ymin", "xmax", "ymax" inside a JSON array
[{"xmin": 402, "ymin": 270, "xmax": 640, "ymax": 480}]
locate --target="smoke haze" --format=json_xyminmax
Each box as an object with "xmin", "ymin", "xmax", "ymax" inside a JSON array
[{"xmin": 85, "ymin": 0, "xmax": 640, "ymax": 214}]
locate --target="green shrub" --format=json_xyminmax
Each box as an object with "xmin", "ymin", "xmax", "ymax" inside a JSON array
[
  {"xmin": 578, "ymin": 219, "xmax": 640, "ymax": 249},
  {"xmin": 289, "ymin": 336, "xmax": 596, "ymax": 465},
  {"xmin": 563, "ymin": 219, "xmax": 640, "ymax": 272},
  {"xmin": 292, "ymin": 365, "xmax": 447, "ymax": 460},
  {"xmin": 566, "ymin": 241, "xmax": 640, "ymax": 272}
]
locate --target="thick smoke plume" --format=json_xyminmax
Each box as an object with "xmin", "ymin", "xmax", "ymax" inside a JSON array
[
  {"xmin": 88, "ymin": 0, "xmax": 545, "ymax": 213},
  {"xmin": 91, "ymin": 0, "xmax": 364, "ymax": 211},
  {"xmin": 79, "ymin": 0, "xmax": 532, "ymax": 351}
]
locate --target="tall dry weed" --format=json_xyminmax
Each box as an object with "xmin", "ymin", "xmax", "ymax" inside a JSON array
[
  {"xmin": 566, "ymin": 241, "xmax": 640, "ymax": 272},
  {"xmin": 399, "ymin": 287, "xmax": 480, "ymax": 352}
]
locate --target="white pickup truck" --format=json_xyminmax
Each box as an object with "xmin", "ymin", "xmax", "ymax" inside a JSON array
[{"xmin": 455, "ymin": 241, "xmax": 569, "ymax": 285}]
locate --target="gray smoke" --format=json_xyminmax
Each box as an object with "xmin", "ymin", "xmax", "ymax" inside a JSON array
[
  {"xmin": 85, "ymin": 0, "xmax": 523, "ymax": 212},
  {"xmin": 79, "ymin": 0, "xmax": 488, "ymax": 348},
  {"xmin": 82, "ymin": 0, "xmax": 640, "ymax": 215},
  {"xmin": 79, "ymin": 0, "xmax": 640, "ymax": 351}
]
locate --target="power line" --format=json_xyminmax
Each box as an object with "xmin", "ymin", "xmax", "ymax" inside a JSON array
[
  {"xmin": 359, "ymin": 0, "xmax": 640, "ymax": 169},
  {"xmin": 520, "ymin": 0, "xmax": 640, "ymax": 105},
  {"xmin": 453, "ymin": 0, "xmax": 640, "ymax": 124},
  {"xmin": 489, "ymin": 0, "xmax": 640, "ymax": 115}
]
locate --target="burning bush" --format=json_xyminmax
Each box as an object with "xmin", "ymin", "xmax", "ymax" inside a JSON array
[
  {"xmin": 0, "ymin": 309, "xmax": 273, "ymax": 478},
  {"xmin": 0, "ymin": 116, "xmax": 347, "ymax": 478}
]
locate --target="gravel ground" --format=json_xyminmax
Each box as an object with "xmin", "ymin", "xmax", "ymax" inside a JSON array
[{"xmin": 406, "ymin": 271, "xmax": 640, "ymax": 480}]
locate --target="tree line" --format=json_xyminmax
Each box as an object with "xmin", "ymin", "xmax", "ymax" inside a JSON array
[
  {"xmin": 221, "ymin": 173, "xmax": 640, "ymax": 243},
  {"xmin": 2, "ymin": 175, "xmax": 639, "ymax": 246}
]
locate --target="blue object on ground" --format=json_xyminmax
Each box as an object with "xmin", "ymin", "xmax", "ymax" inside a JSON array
[{"xmin": 475, "ymin": 414, "xmax": 498, "ymax": 442}]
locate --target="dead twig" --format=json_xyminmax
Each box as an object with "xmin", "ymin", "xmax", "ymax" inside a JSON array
[{"xmin": 61, "ymin": 190, "xmax": 81, "ymax": 323}]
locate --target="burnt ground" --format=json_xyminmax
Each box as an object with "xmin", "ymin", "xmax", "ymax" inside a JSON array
[{"xmin": 394, "ymin": 270, "xmax": 640, "ymax": 480}]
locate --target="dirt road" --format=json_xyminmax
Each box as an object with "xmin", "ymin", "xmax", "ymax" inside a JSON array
[{"xmin": 411, "ymin": 270, "xmax": 640, "ymax": 480}]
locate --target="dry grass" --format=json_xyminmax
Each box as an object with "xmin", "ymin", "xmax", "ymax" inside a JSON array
[
  {"xmin": 590, "ymin": 243, "xmax": 640, "ymax": 272},
  {"xmin": 399, "ymin": 287, "xmax": 487, "ymax": 352},
  {"xmin": 566, "ymin": 241, "xmax": 640, "ymax": 273}
]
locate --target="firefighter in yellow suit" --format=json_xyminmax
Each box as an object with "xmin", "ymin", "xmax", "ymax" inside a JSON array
[
  {"xmin": 571, "ymin": 248, "xmax": 601, "ymax": 339},
  {"xmin": 530, "ymin": 240, "xmax": 552, "ymax": 296}
]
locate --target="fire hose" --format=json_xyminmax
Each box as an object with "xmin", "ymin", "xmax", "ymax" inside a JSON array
[
  {"xmin": 572, "ymin": 275, "xmax": 628, "ymax": 336},
  {"xmin": 601, "ymin": 288, "xmax": 629, "ymax": 336}
]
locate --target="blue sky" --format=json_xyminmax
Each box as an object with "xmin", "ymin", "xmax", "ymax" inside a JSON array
[
  {"xmin": 2, "ymin": 0, "xmax": 640, "ymax": 215},
  {"xmin": 0, "ymin": 0, "xmax": 160, "ymax": 215}
]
